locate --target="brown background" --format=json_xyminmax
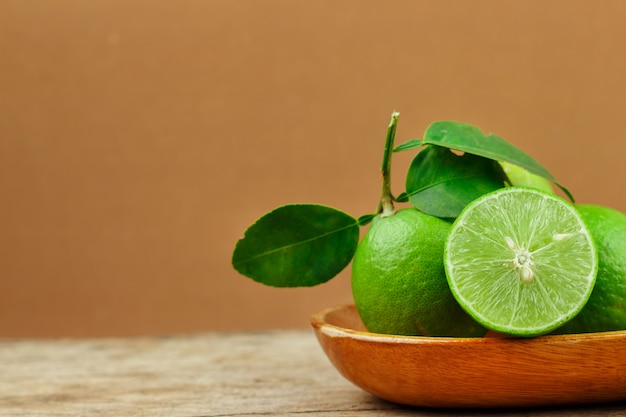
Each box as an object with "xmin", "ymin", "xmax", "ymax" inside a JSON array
[{"xmin": 1, "ymin": 0, "xmax": 626, "ymax": 338}]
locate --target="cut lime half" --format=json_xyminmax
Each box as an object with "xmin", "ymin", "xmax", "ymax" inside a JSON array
[{"xmin": 444, "ymin": 187, "xmax": 598, "ymax": 337}]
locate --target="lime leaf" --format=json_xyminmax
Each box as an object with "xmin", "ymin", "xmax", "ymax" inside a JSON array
[
  {"xmin": 406, "ymin": 145, "xmax": 506, "ymax": 218},
  {"xmin": 232, "ymin": 204, "xmax": 359, "ymax": 287},
  {"xmin": 395, "ymin": 192, "xmax": 409, "ymax": 203},
  {"xmin": 422, "ymin": 121, "xmax": 573, "ymax": 201},
  {"xmin": 393, "ymin": 138, "xmax": 422, "ymax": 152},
  {"xmin": 357, "ymin": 213, "xmax": 376, "ymax": 226}
]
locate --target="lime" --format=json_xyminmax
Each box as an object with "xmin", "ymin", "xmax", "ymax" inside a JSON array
[
  {"xmin": 444, "ymin": 187, "xmax": 598, "ymax": 337},
  {"xmin": 351, "ymin": 208, "xmax": 486, "ymax": 337},
  {"xmin": 500, "ymin": 161, "xmax": 554, "ymax": 194},
  {"xmin": 553, "ymin": 204, "xmax": 626, "ymax": 334}
]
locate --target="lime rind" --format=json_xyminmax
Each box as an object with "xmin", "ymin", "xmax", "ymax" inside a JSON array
[{"xmin": 444, "ymin": 187, "xmax": 598, "ymax": 337}]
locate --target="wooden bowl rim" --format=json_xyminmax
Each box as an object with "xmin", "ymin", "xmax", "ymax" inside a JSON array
[{"xmin": 311, "ymin": 304, "xmax": 626, "ymax": 345}]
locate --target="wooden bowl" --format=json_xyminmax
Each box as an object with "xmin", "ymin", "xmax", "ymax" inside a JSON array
[{"xmin": 310, "ymin": 304, "xmax": 626, "ymax": 408}]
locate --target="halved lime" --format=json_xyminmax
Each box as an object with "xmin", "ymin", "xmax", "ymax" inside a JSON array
[{"xmin": 444, "ymin": 187, "xmax": 598, "ymax": 337}]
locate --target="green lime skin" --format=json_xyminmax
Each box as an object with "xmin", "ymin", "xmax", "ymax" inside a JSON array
[
  {"xmin": 351, "ymin": 208, "xmax": 486, "ymax": 337},
  {"xmin": 553, "ymin": 204, "xmax": 626, "ymax": 334}
]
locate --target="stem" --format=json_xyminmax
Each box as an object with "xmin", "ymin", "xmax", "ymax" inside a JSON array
[{"xmin": 376, "ymin": 111, "xmax": 400, "ymax": 217}]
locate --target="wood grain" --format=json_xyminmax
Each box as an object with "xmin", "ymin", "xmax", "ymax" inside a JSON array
[{"xmin": 1, "ymin": 330, "xmax": 626, "ymax": 416}]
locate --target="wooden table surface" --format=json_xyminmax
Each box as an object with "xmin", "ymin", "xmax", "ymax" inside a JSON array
[{"xmin": 1, "ymin": 329, "xmax": 626, "ymax": 416}]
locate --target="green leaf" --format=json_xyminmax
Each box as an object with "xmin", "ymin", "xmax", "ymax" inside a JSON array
[
  {"xmin": 394, "ymin": 192, "xmax": 409, "ymax": 203},
  {"xmin": 422, "ymin": 121, "xmax": 573, "ymax": 201},
  {"xmin": 406, "ymin": 145, "xmax": 506, "ymax": 218},
  {"xmin": 357, "ymin": 213, "xmax": 376, "ymax": 226},
  {"xmin": 393, "ymin": 138, "xmax": 422, "ymax": 152},
  {"xmin": 232, "ymin": 204, "xmax": 359, "ymax": 287}
]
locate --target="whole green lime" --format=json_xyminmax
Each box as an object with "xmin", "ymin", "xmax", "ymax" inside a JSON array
[
  {"xmin": 553, "ymin": 204, "xmax": 626, "ymax": 334},
  {"xmin": 351, "ymin": 208, "xmax": 486, "ymax": 337}
]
